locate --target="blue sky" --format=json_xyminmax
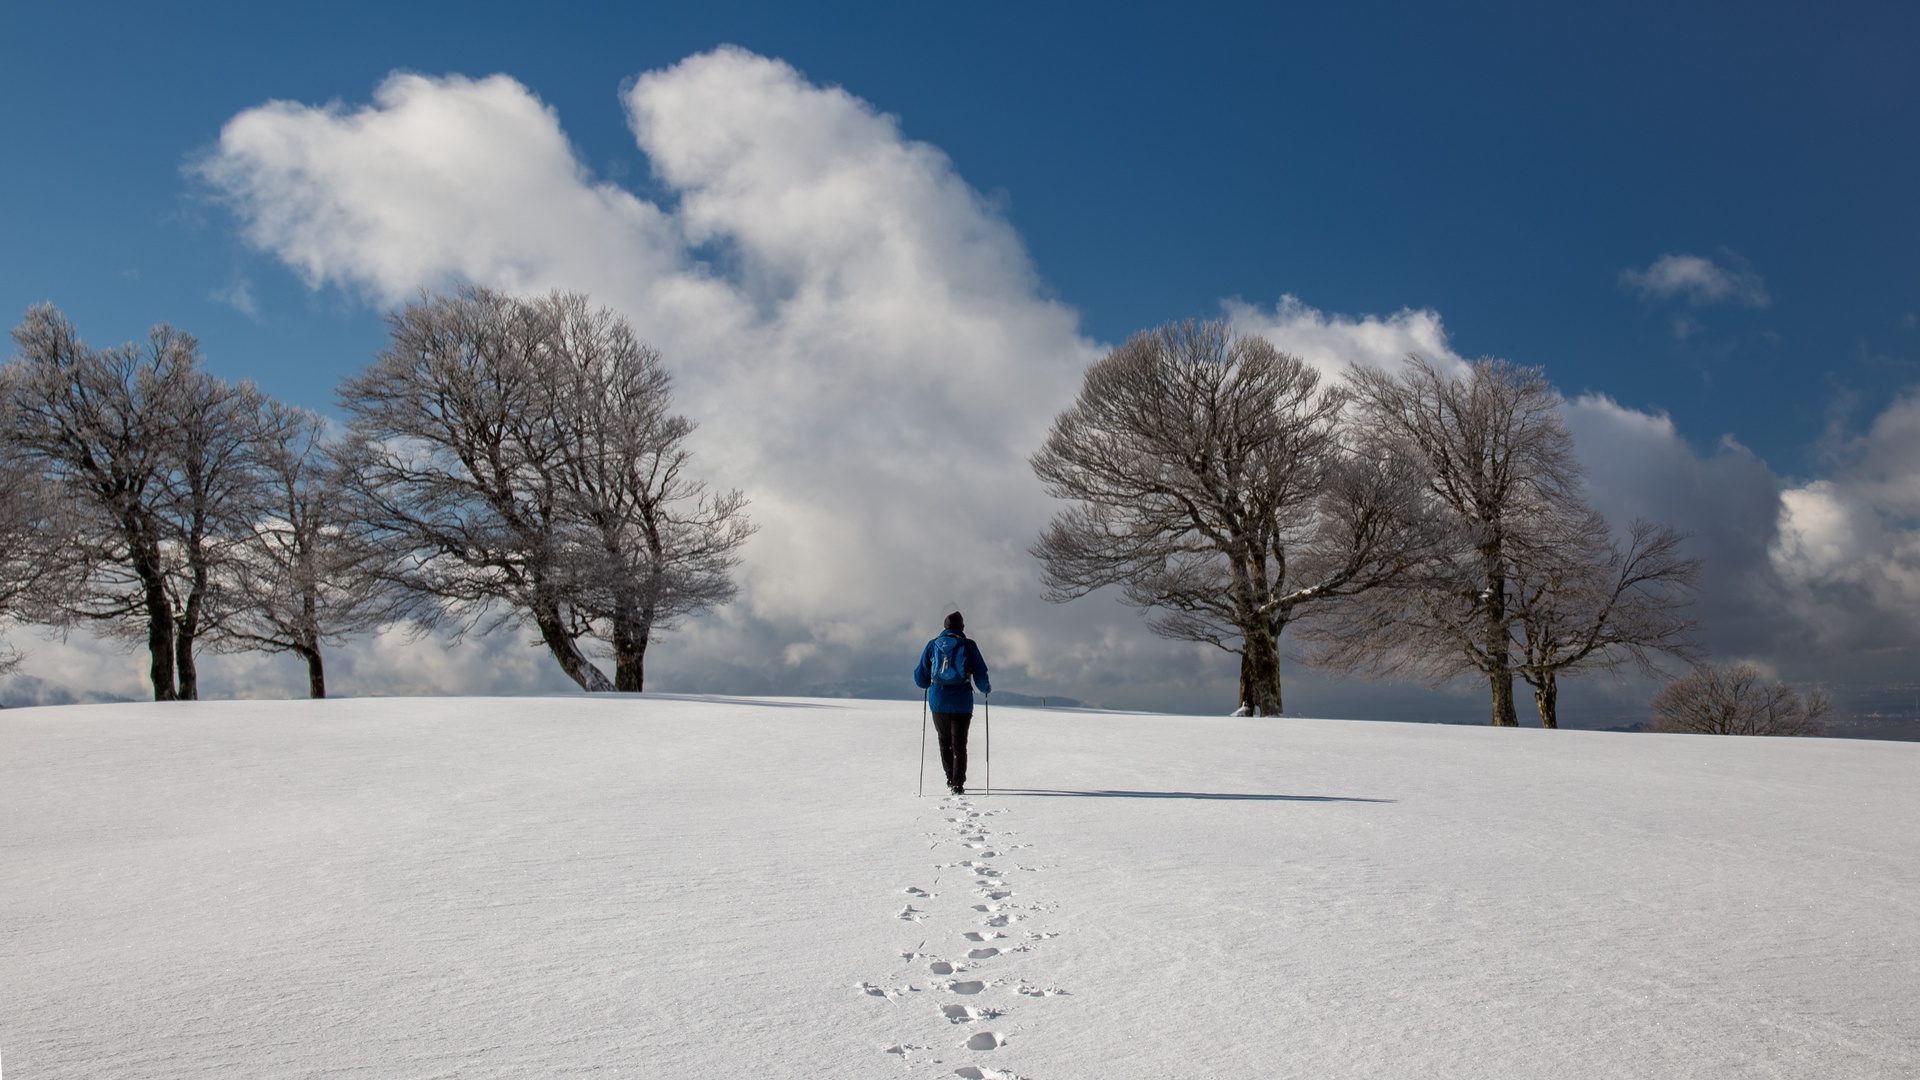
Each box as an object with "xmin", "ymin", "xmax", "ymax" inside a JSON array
[{"xmin": 3, "ymin": 1, "xmax": 1917, "ymax": 719}]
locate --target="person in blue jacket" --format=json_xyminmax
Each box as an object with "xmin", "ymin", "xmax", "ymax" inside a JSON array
[{"xmin": 914, "ymin": 611, "xmax": 991, "ymax": 795}]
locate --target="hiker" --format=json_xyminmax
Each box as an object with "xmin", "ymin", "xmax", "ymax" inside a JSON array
[{"xmin": 915, "ymin": 611, "xmax": 991, "ymax": 795}]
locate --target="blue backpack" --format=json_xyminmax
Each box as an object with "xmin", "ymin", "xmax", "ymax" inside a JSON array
[{"xmin": 930, "ymin": 635, "xmax": 971, "ymax": 687}]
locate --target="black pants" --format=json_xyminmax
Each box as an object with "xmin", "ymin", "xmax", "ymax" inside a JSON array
[{"xmin": 931, "ymin": 712, "xmax": 971, "ymax": 787}]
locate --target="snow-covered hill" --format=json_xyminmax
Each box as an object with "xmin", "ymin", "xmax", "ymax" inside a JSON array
[{"xmin": 3, "ymin": 696, "xmax": 1915, "ymax": 1078}]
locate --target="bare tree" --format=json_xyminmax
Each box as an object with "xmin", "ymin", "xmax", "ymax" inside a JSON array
[
  {"xmin": 152, "ymin": 368, "xmax": 263, "ymax": 700},
  {"xmin": 336, "ymin": 287, "xmax": 750, "ymax": 693},
  {"xmin": 217, "ymin": 400, "xmax": 408, "ymax": 698},
  {"xmin": 529, "ymin": 292, "xmax": 753, "ymax": 691},
  {"xmin": 1317, "ymin": 356, "xmax": 1586, "ymax": 726},
  {"xmin": 4, "ymin": 305, "xmax": 261, "ymax": 700},
  {"xmin": 1649, "ymin": 662, "xmax": 1830, "ymax": 736},
  {"xmin": 1509, "ymin": 515, "xmax": 1701, "ymax": 727},
  {"xmin": 0, "ymin": 421, "xmax": 81, "ymax": 681},
  {"xmin": 1031, "ymin": 320, "xmax": 1436, "ymax": 716}
]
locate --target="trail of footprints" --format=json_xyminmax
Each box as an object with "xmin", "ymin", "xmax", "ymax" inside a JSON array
[{"xmin": 859, "ymin": 795, "xmax": 1068, "ymax": 1078}]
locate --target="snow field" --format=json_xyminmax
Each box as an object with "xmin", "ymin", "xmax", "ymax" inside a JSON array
[{"xmin": 1, "ymin": 694, "xmax": 1916, "ymax": 1078}]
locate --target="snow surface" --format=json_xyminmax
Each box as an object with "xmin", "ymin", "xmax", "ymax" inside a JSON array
[{"xmin": 2, "ymin": 695, "xmax": 1916, "ymax": 1079}]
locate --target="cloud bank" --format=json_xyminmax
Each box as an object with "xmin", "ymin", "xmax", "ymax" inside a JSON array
[{"xmin": 13, "ymin": 47, "xmax": 1915, "ymax": 719}]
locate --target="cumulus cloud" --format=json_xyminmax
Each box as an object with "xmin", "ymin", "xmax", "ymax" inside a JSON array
[
  {"xmin": 1770, "ymin": 391, "xmax": 1920, "ymax": 655},
  {"xmin": 182, "ymin": 51, "xmax": 1524, "ymax": 711},
  {"xmin": 1561, "ymin": 395, "xmax": 1802, "ymax": 661},
  {"xmin": 1225, "ymin": 294, "xmax": 1916, "ymax": 678},
  {"xmin": 5, "ymin": 46, "xmax": 1876, "ymax": 716},
  {"xmin": 1618, "ymin": 252, "xmax": 1771, "ymax": 308},
  {"xmin": 191, "ymin": 48, "xmax": 1137, "ymax": 702},
  {"xmin": 1223, "ymin": 294, "xmax": 1470, "ymax": 381}
]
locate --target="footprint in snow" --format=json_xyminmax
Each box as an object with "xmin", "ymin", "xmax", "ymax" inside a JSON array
[
  {"xmin": 965, "ymin": 1031, "xmax": 1006, "ymax": 1050},
  {"xmin": 953, "ymin": 1068, "xmax": 1018, "ymax": 1080},
  {"xmin": 928, "ymin": 961, "xmax": 955, "ymax": 975},
  {"xmin": 898, "ymin": 905, "xmax": 928, "ymax": 921},
  {"xmin": 947, "ymin": 980, "xmax": 986, "ymax": 995},
  {"xmin": 904, "ymin": 886, "xmax": 930, "ymax": 896},
  {"xmin": 942, "ymin": 1003, "xmax": 1004, "ymax": 1023}
]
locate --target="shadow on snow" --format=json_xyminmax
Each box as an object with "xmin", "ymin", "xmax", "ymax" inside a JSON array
[{"xmin": 984, "ymin": 788, "xmax": 1394, "ymax": 803}]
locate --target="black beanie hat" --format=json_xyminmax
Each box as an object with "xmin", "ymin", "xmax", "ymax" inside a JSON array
[{"xmin": 944, "ymin": 611, "xmax": 965, "ymax": 631}]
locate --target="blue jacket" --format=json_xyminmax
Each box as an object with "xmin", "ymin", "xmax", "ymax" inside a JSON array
[{"xmin": 915, "ymin": 629, "xmax": 990, "ymax": 714}]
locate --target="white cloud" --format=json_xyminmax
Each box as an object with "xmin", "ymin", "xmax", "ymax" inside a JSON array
[
  {"xmin": 1561, "ymin": 394, "xmax": 1801, "ymax": 660},
  {"xmin": 1618, "ymin": 252, "xmax": 1771, "ymax": 308},
  {"xmin": 15, "ymin": 47, "xmax": 1871, "ymax": 713},
  {"xmin": 1223, "ymin": 296, "xmax": 1812, "ymax": 664},
  {"xmin": 1770, "ymin": 391, "xmax": 1920, "ymax": 649},
  {"xmin": 197, "ymin": 73, "xmax": 694, "ymax": 308},
  {"xmin": 193, "ymin": 48, "xmax": 1125, "ymax": 702},
  {"xmin": 210, "ymin": 278, "xmax": 258, "ymax": 317},
  {"xmin": 1223, "ymin": 294, "xmax": 1471, "ymax": 382}
]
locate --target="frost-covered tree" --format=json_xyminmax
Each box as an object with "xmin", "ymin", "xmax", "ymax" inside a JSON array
[
  {"xmin": 217, "ymin": 400, "xmax": 408, "ymax": 698},
  {"xmin": 1509, "ymin": 514, "xmax": 1700, "ymax": 728},
  {"xmin": 0, "ymin": 418, "xmax": 80, "ymax": 681},
  {"xmin": 1311, "ymin": 357, "xmax": 1585, "ymax": 725},
  {"xmin": 1031, "ymin": 320, "xmax": 1437, "ymax": 716},
  {"xmin": 1649, "ymin": 662, "xmax": 1829, "ymax": 736},
  {"xmin": 4, "ymin": 305, "xmax": 261, "ymax": 700},
  {"xmin": 529, "ymin": 292, "xmax": 754, "ymax": 691},
  {"xmin": 1309, "ymin": 356, "xmax": 1698, "ymax": 728},
  {"xmin": 336, "ymin": 287, "xmax": 750, "ymax": 692}
]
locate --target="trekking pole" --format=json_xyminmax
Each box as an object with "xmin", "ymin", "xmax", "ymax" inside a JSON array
[
  {"xmin": 919, "ymin": 689, "xmax": 929, "ymax": 798},
  {"xmin": 984, "ymin": 692, "xmax": 991, "ymax": 796}
]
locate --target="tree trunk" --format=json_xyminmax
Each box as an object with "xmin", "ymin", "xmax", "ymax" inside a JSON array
[
  {"xmin": 1533, "ymin": 673, "xmax": 1558, "ymax": 729},
  {"xmin": 174, "ymin": 628, "xmax": 198, "ymax": 701},
  {"xmin": 137, "ymin": 542, "xmax": 177, "ymax": 701},
  {"xmin": 174, "ymin": 555, "xmax": 209, "ymax": 701},
  {"xmin": 607, "ymin": 572, "xmax": 655, "ymax": 692},
  {"xmin": 533, "ymin": 609, "xmax": 615, "ymax": 692},
  {"xmin": 1239, "ymin": 625, "xmax": 1283, "ymax": 716},
  {"xmin": 611, "ymin": 611, "xmax": 650, "ymax": 692},
  {"xmin": 1489, "ymin": 669, "xmax": 1517, "ymax": 726},
  {"xmin": 145, "ymin": 602, "xmax": 177, "ymax": 701},
  {"xmin": 300, "ymin": 590, "xmax": 326, "ymax": 698},
  {"xmin": 298, "ymin": 642, "xmax": 326, "ymax": 699},
  {"xmin": 1483, "ymin": 555, "xmax": 1517, "ymax": 726}
]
